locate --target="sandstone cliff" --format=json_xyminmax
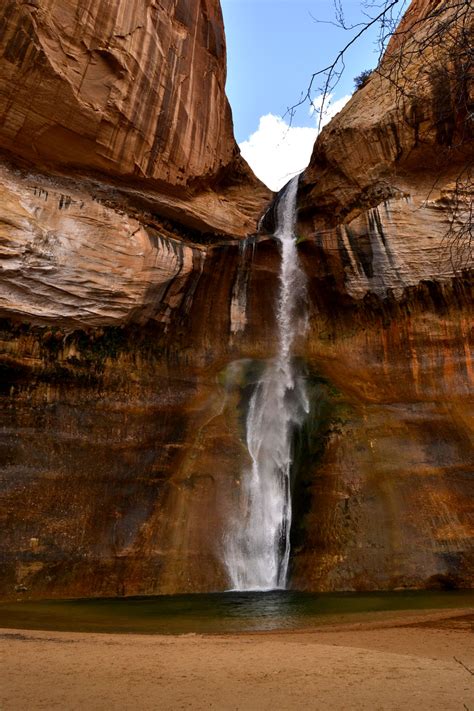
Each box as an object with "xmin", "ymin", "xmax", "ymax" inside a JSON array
[
  {"xmin": 0, "ymin": 0, "xmax": 472, "ymax": 600},
  {"xmin": 0, "ymin": 0, "xmax": 235, "ymax": 184},
  {"xmin": 0, "ymin": 0, "xmax": 269, "ymax": 238},
  {"xmin": 288, "ymin": 0, "xmax": 473, "ymax": 590},
  {"xmin": 300, "ymin": 0, "xmax": 472, "ymax": 229},
  {"xmin": 0, "ymin": 0, "xmax": 270, "ymax": 328}
]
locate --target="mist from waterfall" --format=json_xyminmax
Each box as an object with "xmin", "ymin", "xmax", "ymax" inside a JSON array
[{"xmin": 225, "ymin": 176, "xmax": 309, "ymax": 591}]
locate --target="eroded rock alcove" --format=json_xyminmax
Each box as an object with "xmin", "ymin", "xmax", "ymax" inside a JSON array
[{"xmin": 0, "ymin": 0, "xmax": 472, "ymax": 599}]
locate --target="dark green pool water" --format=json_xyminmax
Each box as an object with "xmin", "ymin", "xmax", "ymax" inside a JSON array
[{"xmin": 0, "ymin": 590, "xmax": 472, "ymax": 635}]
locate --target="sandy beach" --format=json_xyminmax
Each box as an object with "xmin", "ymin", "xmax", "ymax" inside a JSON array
[{"xmin": 1, "ymin": 609, "xmax": 473, "ymax": 710}]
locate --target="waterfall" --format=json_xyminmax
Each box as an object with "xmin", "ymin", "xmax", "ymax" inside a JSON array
[{"xmin": 225, "ymin": 176, "xmax": 309, "ymax": 591}]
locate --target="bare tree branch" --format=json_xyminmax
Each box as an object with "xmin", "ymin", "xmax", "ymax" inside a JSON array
[
  {"xmin": 454, "ymin": 656, "xmax": 474, "ymax": 676},
  {"xmin": 285, "ymin": 0, "xmax": 402, "ymax": 131}
]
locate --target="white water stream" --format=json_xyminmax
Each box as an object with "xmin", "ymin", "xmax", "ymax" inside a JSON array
[{"xmin": 225, "ymin": 176, "xmax": 309, "ymax": 591}]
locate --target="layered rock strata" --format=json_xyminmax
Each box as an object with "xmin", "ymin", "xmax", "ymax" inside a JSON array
[
  {"xmin": 299, "ymin": 0, "xmax": 473, "ymax": 231},
  {"xmin": 1, "ymin": 253, "xmax": 472, "ymax": 598}
]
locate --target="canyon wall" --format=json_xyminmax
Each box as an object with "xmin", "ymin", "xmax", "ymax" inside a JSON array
[
  {"xmin": 0, "ymin": 0, "xmax": 235, "ymax": 184},
  {"xmin": 0, "ymin": 0, "xmax": 472, "ymax": 599},
  {"xmin": 289, "ymin": 0, "xmax": 473, "ymax": 590},
  {"xmin": 0, "ymin": 0, "xmax": 270, "ymax": 250}
]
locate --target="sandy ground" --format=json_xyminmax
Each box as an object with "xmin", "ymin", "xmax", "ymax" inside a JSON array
[{"xmin": 1, "ymin": 609, "xmax": 473, "ymax": 711}]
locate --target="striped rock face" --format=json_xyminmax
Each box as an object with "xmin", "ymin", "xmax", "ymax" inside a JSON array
[
  {"xmin": 0, "ymin": 0, "xmax": 233, "ymax": 184},
  {"xmin": 0, "ymin": 0, "xmax": 270, "ymax": 240}
]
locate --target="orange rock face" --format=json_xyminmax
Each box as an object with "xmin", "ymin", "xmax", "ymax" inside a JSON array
[
  {"xmin": 0, "ymin": 0, "xmax": 472, "ymax": 601},
  {"xmin": 0, "ymin": 0, "xmax": 233, "ymax": 184},
  {"xmin": 289, "ymin": 0, "xmax": 474, "ymax": 590},
  {"xmin": 299, "ymin": 0, "xmax": 473, "ymax": 234},
  {"xmin": 0, "ymin": 0, "xmax": 270, "ymax": 239},
  {"xmin": 0, "ymin": 0, "xmax": 270, "ymax": 328},
  {"xmin": 0, "ymin": 162, "xmax": 204, "ymax": 326}
]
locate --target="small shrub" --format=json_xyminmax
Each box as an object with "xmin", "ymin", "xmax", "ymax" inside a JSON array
[{"xmin": 354, "ymin": 69, "xmax": 373, "ymax": 90}]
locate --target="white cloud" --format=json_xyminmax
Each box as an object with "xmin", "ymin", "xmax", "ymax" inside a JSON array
[
  {"xmin": 239, "ymin": 94, "xmax": 350, "ymax": 192},
  {"xmin": 309, "ymin": 93, "xmax": 351, "ymax": 126},
  {"xmin": 240, "ymin": 115, "xmax": 316, "ymax": 192}
]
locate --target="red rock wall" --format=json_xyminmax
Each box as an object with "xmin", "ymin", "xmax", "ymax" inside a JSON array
[
  {"xmin": 0, "ymin": 0, "xmax": 235, "ymax": 185},
  {"xmin": 299, "ymin": 0, "xmax": 473, "ymax": 230},
  {"xmin": 290, "ymin": 0, "xmax": 474, "ymax": 591},
  {"xmin": 0, "ymin": 248, "xmax": 472, "ymax": 599}
]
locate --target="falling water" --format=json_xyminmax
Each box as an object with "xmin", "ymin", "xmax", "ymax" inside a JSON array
[{"xmin": 225, "ymin": 176, "xmax": 309, "ymax": 591}]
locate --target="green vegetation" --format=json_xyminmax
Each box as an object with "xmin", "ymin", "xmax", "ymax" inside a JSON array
[
  {"xmin": 353, "ymin": 68, "xmax": 373, "ymax": 90},
  {"xmin": 290, "ymin": 367, "xmax": 353, "ymax": 551}
]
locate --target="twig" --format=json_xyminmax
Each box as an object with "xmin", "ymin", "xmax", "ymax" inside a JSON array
[
  {"xmin": 285, "ymin": 0, "xmax": 402, "ymax": 129},
  {"xmin": 454, "ymin": 656, "xmax": 474, "ymax": 676}
]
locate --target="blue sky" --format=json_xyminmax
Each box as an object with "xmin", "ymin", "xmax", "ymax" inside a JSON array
[{"xmin": 220, "ymin": 0, "xmax": 400, "ymax": 189}]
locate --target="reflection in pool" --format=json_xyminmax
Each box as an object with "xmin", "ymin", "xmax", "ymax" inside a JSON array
[{"xmin": 0, "ymin": 590, "xmax": 472, "ymax": 636}]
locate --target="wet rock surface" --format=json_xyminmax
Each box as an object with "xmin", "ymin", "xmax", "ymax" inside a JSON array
[{"xmin": 0, "ymin": 259, "xmax": 472, "ymax": 598}]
